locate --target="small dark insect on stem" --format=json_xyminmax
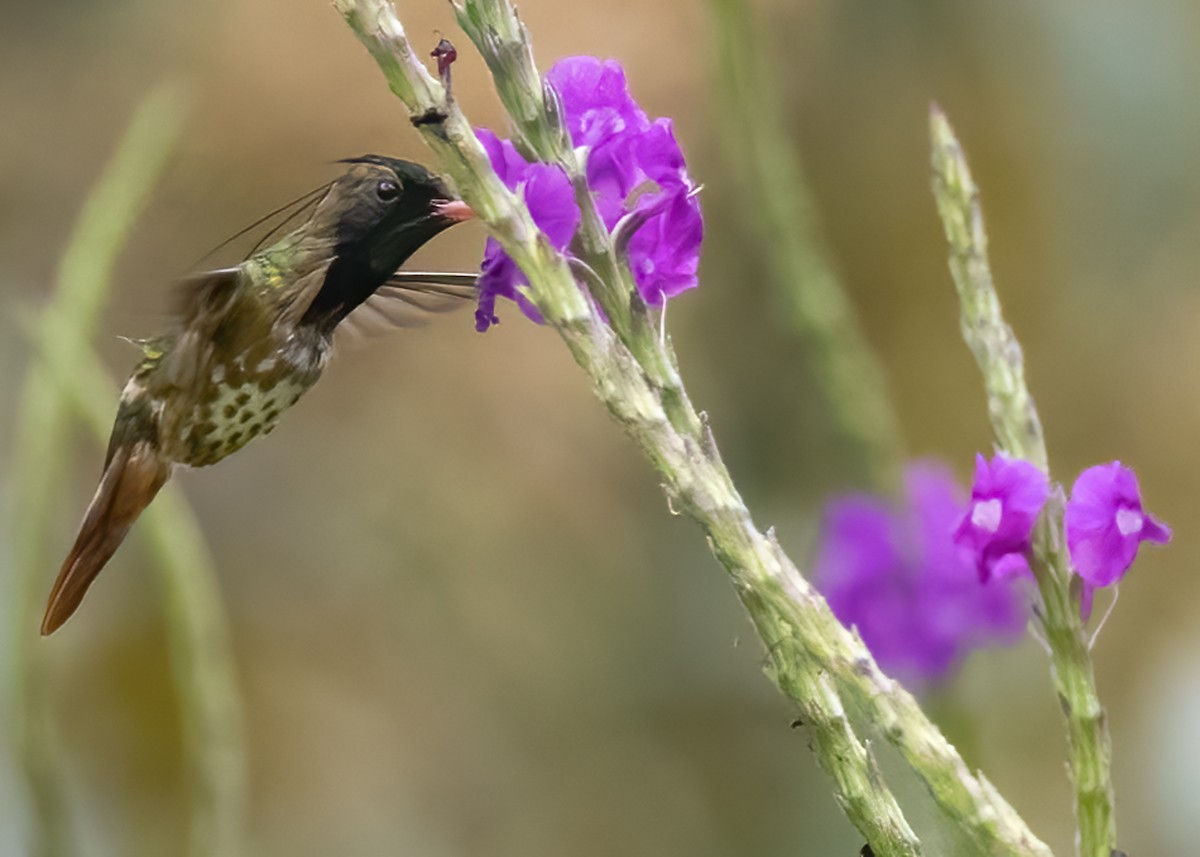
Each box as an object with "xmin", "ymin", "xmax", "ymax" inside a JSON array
[{"xmin": 860, "ymin": 845, "xmax": 876, "ymax": 857}]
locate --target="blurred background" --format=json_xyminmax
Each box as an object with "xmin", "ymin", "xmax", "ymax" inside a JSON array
[{"xmin": 2, "ymin": 0, "xmax": 1199, "ymax": 854}]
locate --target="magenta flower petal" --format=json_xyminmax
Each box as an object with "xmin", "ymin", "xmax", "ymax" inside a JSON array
[
  {"xmin": 626, "ymin": 186, "xmax": 703, "ymax": 304},
  {"xmin": 475, "ymin": 241, "xmax": 546, "ymax": 332},
  {"xmin": 815, "ymin": 461, "xmax": 1029, "ymax": 687},
  {"xmin": 584, "ymin": 118, "xmax": 686, "ymax": 216},
  {"xmin": 574, "ymin": 119, "xmax": 703, "ymax": 304},
  {"xmin": 816, "ymin": 495, "xmax": 931, "ymax": 677},
  {"xmin": 905, "ymin": 463, "xmax": 1027, "ymax": 656},
  {"xmin": 471, "ymin": 156, "xmax": 579, "ymax": 332},
  {"xmin": 1066, "ymin": 461, "xmax": 1171, "ymax": 591},
  {"xmin": 474, "ymin": 240, "xmax": 510, "ymax": 332},
  {"xmin": 989, "ymin": 552, "xmax": 1032, "ymax": 581},
  {"xmin": 545, "ymin": 56, "xmax": 648, "ymax": 148},
  {"xmin": 474, "ymin": 57, "xmax": 704, "ymax": 330},
  {"xmin": 953, "ymin": 453, "xmax": 1049, "ymax": 582},
  {"xmin": 635, "ymin": 119, "xmax": 689, "ymax": 184},
  {"xmin": 477, "ymin": 128, "xmax": 529, "ymax": 188},
  {"xmin": 522, "ymin": 164, "xmax": 580, "ymax": 248}
]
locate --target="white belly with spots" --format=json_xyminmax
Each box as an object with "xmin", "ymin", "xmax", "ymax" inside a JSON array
[
  {"xmin": 210, "ymin": 377, "xmax": 307, "ymax": 442},
  {"xmin": 175, "ymin": 367, "xmax": 319, "ymax": 466},
  {"xmin": 165, "ymin": 330, "xmax": 330, "ymax": 467}
]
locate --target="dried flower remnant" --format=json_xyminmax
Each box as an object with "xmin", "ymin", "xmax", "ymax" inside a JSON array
[
  {"xmin": 411, "ymin": 37, "xmax": 459, "ymax": 127},
  {"xmin": 815, "ymin": 462, "xmax": 1028, "ymax": 686},
  {"xmin": 473, "ymin": 56, "xmax": 703, "ymax": 331},
  {"xmin": 953, "ymin": 453, "xmax": 1049, "ymax": 583},
  {"xmin": 431, "ymin": 37, "xmax": 457, "ymax": 81},
  {"xmin": 1066, "ymin": 461, "xmax": 1171, "ymax": 617}
]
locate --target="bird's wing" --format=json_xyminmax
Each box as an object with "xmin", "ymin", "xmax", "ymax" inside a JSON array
[
  {"xmin": 385, "ymin": 271, "xmax": 479, "ymax": 293},
  {"xmin": 272, "ymin": 260, "xmax": 335, "ymax": 327},
  {"xmin": 160, "ymin": 267, "xmax": 247, "ymax": 389},
  {"xmin": 338, "ymin": 272, "xmax": 477, "ymax": 339},
  {"xmin": 173, "ymin": 267, "xmax": 244, "ymax": 327}
]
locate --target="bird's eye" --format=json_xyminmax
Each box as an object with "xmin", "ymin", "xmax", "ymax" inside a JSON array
[{"xmin": 376, "ymin": 179, "xmax": 401, "ymax": 202}]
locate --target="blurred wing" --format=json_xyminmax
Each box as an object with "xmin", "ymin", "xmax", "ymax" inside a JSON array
[
  {"xmin": 173, "ymin": 267, "xmax": 243, "ymax": 325},
  {"xmin": 338, "ymin": 272, "xmax": 477, "ymax": 340},
  {"xmin": 275, "ymin": 261, "xmax": 336, "ymax": 326},
  {"xmin": 161, "ymin": 267, "xmax": 245, "ymax": 389},
  {"xmin": 385, "ymin": 271, "xmax": 478, "ymax": 293}
]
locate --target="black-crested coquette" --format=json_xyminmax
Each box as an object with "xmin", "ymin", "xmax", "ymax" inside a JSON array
[{"xmin": 42, "ymin": 156, "xmax": 474, "ymax": 634}]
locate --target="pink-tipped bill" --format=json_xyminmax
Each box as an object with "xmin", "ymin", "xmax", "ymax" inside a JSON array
[{"xmin": 434, "ymin": 199, "xmax": 475, "ymax": 222}]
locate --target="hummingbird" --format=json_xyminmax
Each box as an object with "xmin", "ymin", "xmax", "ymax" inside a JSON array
[{"xmin": 41, "ymin": 155, "xmax": 475, "ymax": 635}]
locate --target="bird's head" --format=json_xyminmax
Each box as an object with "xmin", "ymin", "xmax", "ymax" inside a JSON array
[{"xmin": 301, "ymin": 155, "xmax": 473, "ymax": 328}]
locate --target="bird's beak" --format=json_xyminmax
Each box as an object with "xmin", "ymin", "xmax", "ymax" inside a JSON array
[{"xmin": 433, "ymin": 199, "xmax": 475, "ymax": 223}]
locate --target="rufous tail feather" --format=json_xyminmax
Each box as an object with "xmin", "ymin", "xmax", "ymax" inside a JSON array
[{"xmin": 41, "ymin": 442, "xmax": 170, "ymax": 635}]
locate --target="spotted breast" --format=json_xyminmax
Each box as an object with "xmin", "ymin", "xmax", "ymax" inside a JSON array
[{"xmin": 166, "ymin": 330, "xmax": 330, "ymax": 468}]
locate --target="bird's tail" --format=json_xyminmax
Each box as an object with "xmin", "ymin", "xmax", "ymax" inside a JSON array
[{"xmin": 41, "ymin": 442, "xmax": 170, "ymax": 635}]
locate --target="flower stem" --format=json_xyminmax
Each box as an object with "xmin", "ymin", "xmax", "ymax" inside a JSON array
[
  {"xmin": 708, "ymin": 0, "xmax": 904, "ymax": 492},
  {"xmin": 929, "ymin": 104, "xmax": 1114, "ymax": 857},
  {"xmin": 453, "ymin": 0, "xmax": 630, "ymax": 330},
  {"xmin": 451, "ymin": 0, "xmax": 694, "ymax": 420},
  {"xmin": 7, "ymin": 85, "xmax": 182, "ymax": 856},
  {"xmin": 337, "ymin": 3, "xmax": 1053, "ymax": 855},
  {"xmin": 32, "ymin": 321, "xmax": 250, "ymax": 857},
  {"xmin": 7, "ymin": 85, "xmax": 247, "ymax": 857}
]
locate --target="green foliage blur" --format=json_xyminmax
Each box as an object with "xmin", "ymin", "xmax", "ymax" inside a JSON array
[{"xmin": 1, "ymin": 1, "xmax": 1197, "ymax": 854}]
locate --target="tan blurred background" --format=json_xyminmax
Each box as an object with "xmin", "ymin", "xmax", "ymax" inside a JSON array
[{"xmin": 3, "ymin": 1, "xmax": 1199, "ymax": 854}]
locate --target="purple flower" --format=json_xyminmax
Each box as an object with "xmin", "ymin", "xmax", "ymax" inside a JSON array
[
  {"xmin": 623, "ymin": 147, "xmax": 703, "ymax": 304},
  {"xmin": 953, "ymin": 453, "xmax": 1049, "ymax": 583},
  {"xmin": 473, "ymin": 56, "xmax": 703, "ymax": 330},
  {"xmin": 1066, "ymin": 461, "xmax": 1171, "ymax": 616},
  {"xmin": 545, "ymin": 56, "xmax": 647, "ymax": 149},
  {"xmin": 815, "ymin": 462, "xmax": 1029, "ymax": 686},
  {"xmin": 474, "ymin": 130, "xmax": 580, "ymax": 332}
]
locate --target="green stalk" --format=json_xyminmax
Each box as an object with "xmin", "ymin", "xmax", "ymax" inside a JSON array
[
  {"xmin": 8, "ymin": 86, "xmax": 247, "ymax": 857},
  {"xmin": 31, "ymin": 319, "xmax": 249, "ymax": 857},
  {"xmin": 451, "ymin": 0, "xmax": 631, "ymax": 330},
  {"xmin": 335, "ymin": 2, "xmax": 1051, "ymax": 853},
  {"xmin": 708, "ymin": 0, "xmax": 903, "ymax": 491},
  {"xmin": 929, "ymin": 105, "xmax": 1114, "ymax": 857},
  {"xmin": 452, "ymin": 0, "xmax": 696, "ymax": 432},
  {"xmin": 8, "ymin": 86, "xmax": 183, "ymax": 857}
]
